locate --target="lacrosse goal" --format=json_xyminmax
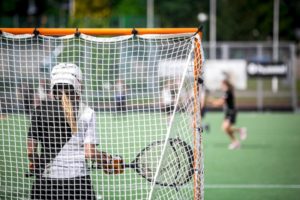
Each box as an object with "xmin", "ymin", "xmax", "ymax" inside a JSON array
[{"xmin": 0, "ymin": 28, "xmax": 204, "ymax": 200}]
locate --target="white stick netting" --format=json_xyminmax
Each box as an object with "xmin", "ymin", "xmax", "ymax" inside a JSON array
[{"xmin": 0, "ymin": 31, "xmax": 204, "ymax": 200}]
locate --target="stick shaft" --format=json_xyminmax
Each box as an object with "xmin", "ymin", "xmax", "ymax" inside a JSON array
[{"xmin": 124, "ymin": 163, "xmax": 136, "ymax": 169}]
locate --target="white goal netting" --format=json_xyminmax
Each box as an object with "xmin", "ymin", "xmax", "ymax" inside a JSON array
[{"xmin": 0, "ymin": 30, "xmax": 204, "ymax": 200}]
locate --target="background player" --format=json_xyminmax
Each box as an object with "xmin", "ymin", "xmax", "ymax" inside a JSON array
[
  {"xmin": 27, "ymin": 63, "xmax": 124, "ymax": 200},
  {"xmin": 208, "ymin": 79, "xmax": 247, "ymax": 150},
  {"xmin": 161, "ymin": 79, "xmax": 174, "ymax": 124},
  {"xmin": 114, "ymin": 79, "xmax": 127, "ymax": 112},
  {"xmin": 199, "ymin": 78, "xmax": 210, "ymax": 133}
]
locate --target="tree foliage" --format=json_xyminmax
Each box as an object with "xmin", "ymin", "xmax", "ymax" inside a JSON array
[
  {"xmin": 0, "ymin": 0, "xmax": 299, "ymax": 41},
  {"xmin": 217, "ymin": 0, "xmax": 296, "ymax": 41},
  {"xmin": 74, "ymin": 0, "xmax": 118, "ymax": 18},
  {"xmin": 113, "ymin": 0, "xmax": 146, "ymax": 16},
  {"xmin": 156, "ymin": 0, "xmax": 208, "ymax": 28}
]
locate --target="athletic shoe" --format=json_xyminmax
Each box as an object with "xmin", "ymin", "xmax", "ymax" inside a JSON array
[
  {"xmin": 239, "ymin": 127, "xmax": 247, "ymax": 141},
  {"xmin": 204, "ymin": 124, "xmax": 210, "ymax": 133},
  {"xmin": 228, "ymin": 141, "xmax": 240, "ymax": 150}
]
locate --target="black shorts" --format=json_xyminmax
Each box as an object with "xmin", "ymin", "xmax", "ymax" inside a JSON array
[
  {"xmin": 201, "ymin": 107, "xmax": 206, "ymax": 118},
  {"xmin": 30, "ymin": 175, "xmax": 96, "ymax": 200},
  {"xmin": 225, "ymin": 110, "xmax": 237, "ymax": 124}
]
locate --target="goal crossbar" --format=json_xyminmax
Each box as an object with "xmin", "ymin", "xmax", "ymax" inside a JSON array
[{"xmin": 0, "ymin": 28, "xmax": 201, "ymax": 36}]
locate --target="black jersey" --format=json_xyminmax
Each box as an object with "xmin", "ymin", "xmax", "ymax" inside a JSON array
[
  {"xmin": 28, "ymin": 100, "xmax": 98, "ymax": 199},
  {"xmin": 224, "ymin": 90, "xmax": 235, "ymax": 111},
  {"xmin": 28, "ymin": 99, "xmax": 99, "ymax": 178},
  {"xmin": 27, "ymin": 100, "xmax": 73, "ymax": 174}
]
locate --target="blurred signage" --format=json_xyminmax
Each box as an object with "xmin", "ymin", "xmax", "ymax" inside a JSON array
[
  {"xmin": 158, "ymin": 59, "xmax": 193, "ymax": 77},
  {"xmin": 247, "ymin": 61, "xmax": 287, "ymax": 77},
  {"xmin": 203, "ymin": 60, "xmax": 247, "ymax": 90}
]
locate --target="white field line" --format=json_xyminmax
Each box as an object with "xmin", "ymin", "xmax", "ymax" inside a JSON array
[
  {"xmin": 205, "ymin": 184, "xmax": 300, "ymax": 189},
  {"xmin": 1, "ymin": 184, "xmax": 300, "ymax": 197}
]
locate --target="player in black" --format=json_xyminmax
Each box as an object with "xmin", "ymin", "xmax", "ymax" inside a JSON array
[
  {"xmin": 27, "ymin": 63, "xmax": 124, "ymax": 200},
  {"xmin": 200, "ymin": 80, "xmax": 210, "ymax": 133},
  {"xmin": 209, "ymin": 79, "xmax": 247, "ymax": 150}
]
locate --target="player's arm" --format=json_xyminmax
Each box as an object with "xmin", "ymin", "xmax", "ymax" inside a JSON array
[
  {"xmin": 27, "ymin": 138, "xmax": 39, "ymax": 162},
  {"xmin": 27, "ymin": 108, "xmax": 41, "ymax": 173},
  {"xmin": 27, "ymin": 138, "xmax": 39, "ymax": 172},
  {"xmin": 208, "ymin": 97, "xmax": 225, "ymax": 107},
  {"xmin": 84, "ymin": 112, "xmax": 123, "ymax": 174},
  {"xmin": 84, "ymin": 144, "xmax": 124, "ymax": 174},
  {"xmin": 200, "ymin": 92, "xmax": 206, "ymax": 110}
]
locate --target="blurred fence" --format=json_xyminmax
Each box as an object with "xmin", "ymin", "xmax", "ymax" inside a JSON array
[
  {"xmin": 0, "ymin": 33, "xmax": 194, "ymax": 115},
  {"xmin": 202, "ymin": 42, "xmax": 297, "ymax": 111},
  {"xmin": 0, "ymin": 35, "xmax": 297, "ymax": 112}
]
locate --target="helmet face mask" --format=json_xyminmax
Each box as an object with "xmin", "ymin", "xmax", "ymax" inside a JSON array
[{"xmin": 50, "ymin": 63, "xmax": 82, "ymax": 98}]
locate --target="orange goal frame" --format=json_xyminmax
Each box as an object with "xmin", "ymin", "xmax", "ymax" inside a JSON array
[
  {"xmin": 0, "ymin": 27, "xmax": 204, "ymax": 200},
  {"xmin": 0, "ymin": 28, "xmax": 199, "ymax": 36}
]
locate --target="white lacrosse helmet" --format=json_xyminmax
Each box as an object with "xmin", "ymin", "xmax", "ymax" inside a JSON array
[{"xmin": 50, "ymin": 63, "xmax": 82, "ymax": 95}]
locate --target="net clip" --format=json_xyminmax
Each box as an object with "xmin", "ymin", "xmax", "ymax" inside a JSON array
[
  {"xmin": 193, "ymin": 26, "xmax": 203, "ymax": 36},
  {"xmin": 75, "ymin": 28, "xmax": 81, "ymax": 37},
  {"xmin": 33, "ymin": 28, "xmax": 40, "ymax": 37},
  {"xmin": 197, "ymin": 77, "xmax": 204, "ymax": 85},
  {"xmin": 197, "ymin": 127, "xmax": 203, "ymax": 133},
  {"xmin": 132, "ymin": 28, "xmax": 138, "ymax": 37}
]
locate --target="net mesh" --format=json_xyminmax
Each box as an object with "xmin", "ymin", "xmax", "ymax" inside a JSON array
[{"xmin": 0, "ymin": 31, "xmax": 204, "ymax": 200}]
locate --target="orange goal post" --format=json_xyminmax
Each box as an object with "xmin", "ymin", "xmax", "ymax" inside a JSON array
[{"xmin": 0, "ymin": 28, "xmax": 204, "ymax": 200}]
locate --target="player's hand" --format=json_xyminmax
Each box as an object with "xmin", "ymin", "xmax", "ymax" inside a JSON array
[
  {"xmin": 102, "ymin": 155, "xmax": 124, "ymax": 175},
  {"xmin": 206, "ymin": 96, "xmax": 213, "ymax": 103},
  {"xmin": 26, "ymin": 162, "xmax": 37, "ymax": 177},
  {"xmin": 29, "ymin": 162, "xmax": 35, "ymax": 172}
]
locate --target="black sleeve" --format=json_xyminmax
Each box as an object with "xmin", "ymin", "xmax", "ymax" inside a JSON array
[
  {"xmin": 27, "ymin": 108, "xmax": 41, "ymax": 141},
  {"xmin": 223, "ymin": 91, "xmax": 228, "ymax": 100},
  {"xmin": 227, "ymin": 91, "xmax": 233, "ymax": 102}
]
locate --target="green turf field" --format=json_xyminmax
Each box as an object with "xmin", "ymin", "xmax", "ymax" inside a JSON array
[
  {"xmin": 203, "ymin": 112, "xmax": 300, "ymax": 200},
  {"xmin": 1, "ymin": 112, "xmax": 300, "ymax": 199}
]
